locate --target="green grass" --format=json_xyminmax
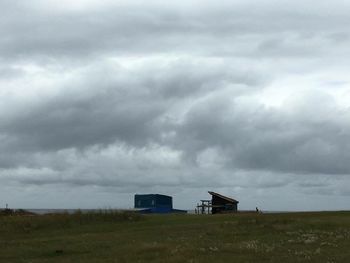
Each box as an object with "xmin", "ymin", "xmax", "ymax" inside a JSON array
[{"xmin": 1, "ymin": 211, "xmax": 350, "ymax": 262}]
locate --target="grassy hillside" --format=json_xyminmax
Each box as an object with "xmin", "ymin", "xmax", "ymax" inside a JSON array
[{"xmin": 1, "ymin": 210, "xmax": 350, "ymax": 262}]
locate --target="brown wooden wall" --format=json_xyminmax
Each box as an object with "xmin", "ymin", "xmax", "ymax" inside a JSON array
[{"xmin": 211, "ymin": 195, "xmax": 237, "ymax": 214}]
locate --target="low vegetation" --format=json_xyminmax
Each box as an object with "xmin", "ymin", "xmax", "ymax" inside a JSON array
[{"xmin": 1, "ymin": 210, "xmax": 350, "ymax": 262}]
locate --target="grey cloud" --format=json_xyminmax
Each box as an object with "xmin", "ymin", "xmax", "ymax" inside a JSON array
[
  {"xmin": 0, "ymin": 65, "xmax": 25, "ymax": 79},
  {"xmin": 1, "ymin": 0, "xmax": 350, "ymax": 210},
  {"xmin": 176, "ymin": 92, "xmax": 350, "ymax": 175},
  {"xmin": 0, "ymin": 58, "xmax": 264, "ymax": 158},
  {"xmin": 1, "ymin": 86, "xmax": 162, "ymax": 152},
  {"xmin": 1, "ymin": 1, "xmax": 350, "ymax": 62}
]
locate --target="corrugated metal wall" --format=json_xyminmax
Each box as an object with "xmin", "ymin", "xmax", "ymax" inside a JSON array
[{"xmin": 134, "ymin": 194, "xmax": 172, "ymax": 209}]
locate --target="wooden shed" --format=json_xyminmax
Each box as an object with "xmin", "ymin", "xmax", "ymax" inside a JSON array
[
  {"xmin": 208, "ymin": 191, "xmax": 239, "ymax": 214},
  {"xmin": 197, "ymin": 191, "xmax": 239, "ymax": 214}
]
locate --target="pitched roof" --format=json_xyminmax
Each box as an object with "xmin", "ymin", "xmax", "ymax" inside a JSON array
[{"xmin": 208, "ymin": 191, "xmax": 239, "ymax": 203}]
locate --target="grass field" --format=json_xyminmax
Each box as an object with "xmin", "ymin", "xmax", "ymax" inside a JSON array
[{"xmin": 1, "ymin": 210, "xmax": 350, "ymax": 262}]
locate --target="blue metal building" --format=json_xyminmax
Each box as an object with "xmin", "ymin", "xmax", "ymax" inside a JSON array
[{"xmin": 134, "ymin": 194, "xmax": 187, "ymax": 214}]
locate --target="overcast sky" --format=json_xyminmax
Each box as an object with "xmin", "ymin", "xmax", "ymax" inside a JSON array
[{"xmin": 1, "ymin": 0, "xmax": 350, "ymax": 211}]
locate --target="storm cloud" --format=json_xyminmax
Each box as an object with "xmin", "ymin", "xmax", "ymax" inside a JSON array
[{"xmin": 1, "ymin": 0, "xmax": 350, "ymax": 210}]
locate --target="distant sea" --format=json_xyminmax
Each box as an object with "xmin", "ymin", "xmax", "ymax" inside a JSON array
[
  {"xmin": 24, "ymin": 209, "xmax": 286, "ymax": 215},
  {"xmin": 26, "ymin": 209, "xmax": 128, "ymax": 215},
  {"xmin": 5, "ymin": 208, "xmax": 328, "ymax": 215}
]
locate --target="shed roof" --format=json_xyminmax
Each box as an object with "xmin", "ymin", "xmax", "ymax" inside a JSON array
[
  {"xmin": 208, "ymin": 191, "xmax": 239, "ymax": 204},
  {"xmin": 135, "ymin": 194, "xmax": 171, "ymax": 197}
]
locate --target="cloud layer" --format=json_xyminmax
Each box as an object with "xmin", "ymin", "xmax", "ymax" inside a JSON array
[{"xmin": 1, "ymin": 0, "xmax": 350, "ymax": 210}]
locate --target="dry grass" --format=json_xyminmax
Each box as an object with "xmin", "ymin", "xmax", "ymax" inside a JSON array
[{"xmin": 1, "ymin": 211, "xmax": 350, "ymax": 262}]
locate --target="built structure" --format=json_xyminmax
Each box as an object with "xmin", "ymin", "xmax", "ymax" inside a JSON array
[
  {"xmin": 196, "ymin": 191, "xmax": 239, "ymax": 214},
  {"xmin": 134, "ymin": 194, "xmax": 187, "ymax": 214}
]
